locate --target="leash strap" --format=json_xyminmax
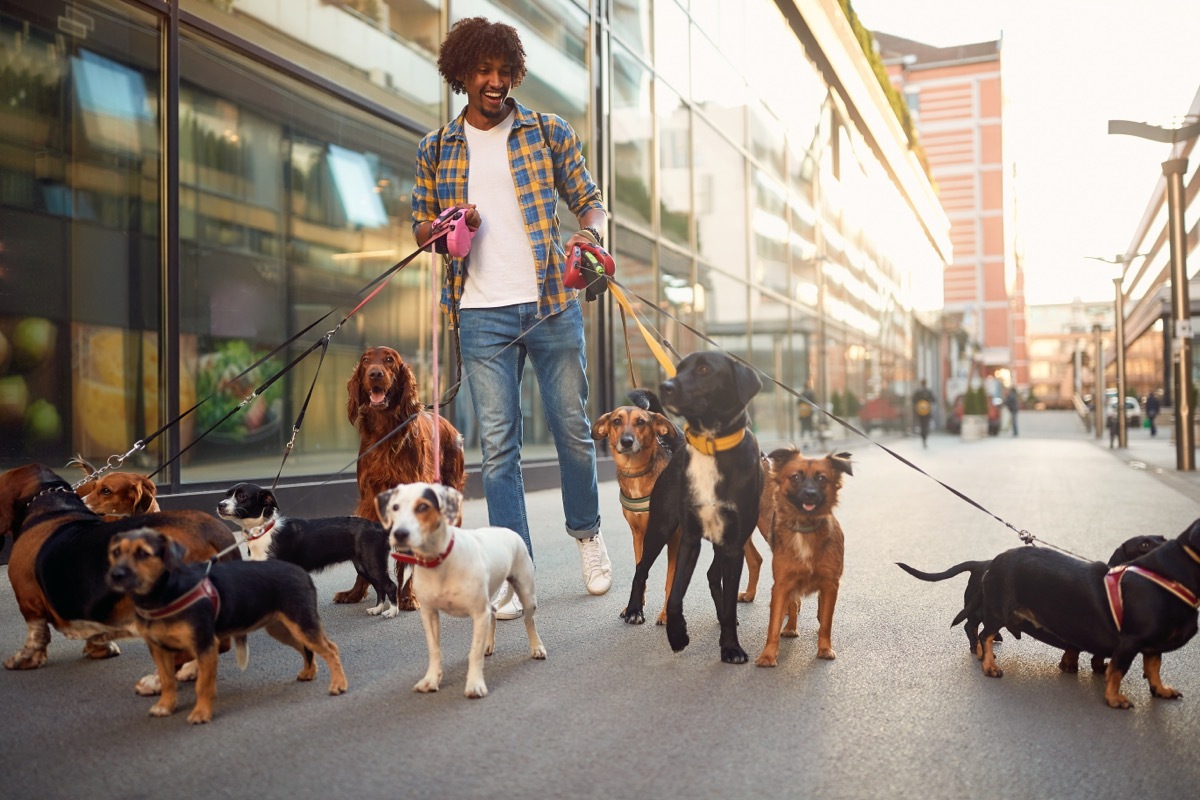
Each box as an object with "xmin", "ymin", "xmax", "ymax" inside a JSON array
[
  {"xmin": 272, "ymin": 336, "xmax": 331, "ymax": 490},
  {"xmin": 606, "ymin": 275, "xmax": 1061, "ymax": 554}
]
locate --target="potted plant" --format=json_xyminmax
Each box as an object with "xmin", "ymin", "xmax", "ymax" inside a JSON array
[{"xmin": 960, "ymin": 386, "xmax": 989, "ymax": 441}]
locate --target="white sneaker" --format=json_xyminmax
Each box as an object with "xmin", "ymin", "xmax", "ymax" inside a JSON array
[
  {"xmin": 577, "ymin": 532, "xmax": 612, "ymax": 596},
  {"xmin": 492, "ymin": 585, "xmax": 523, "ymax": 620}
]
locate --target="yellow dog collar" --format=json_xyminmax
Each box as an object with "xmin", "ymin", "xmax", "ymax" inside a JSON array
[{"xmin": 684, "ymin": 425, "xmax": 747, "ymax": 456}]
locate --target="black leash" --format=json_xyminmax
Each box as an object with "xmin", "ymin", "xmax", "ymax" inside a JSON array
[{"xmin": 605, "ymin": 276, "xmax": 1086, "ymax": 556}]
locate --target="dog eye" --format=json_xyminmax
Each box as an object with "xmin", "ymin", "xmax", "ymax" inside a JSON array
[
  {"xmin": 100, "ymin": 487, "xmax": 112, "ymax": 495},
  {"xmin": 385, "ymin": 355, "xmax": 394, "ymax": 364},
  {"xmin": 133, "ymin": 549, "xmax": 149, "ymax": 561},
  {"xmin": 815, "ymin": 474, "xmax": 827, "ymax": 483},
  {"xmin": 634, "ymin": 418, "xmax": 647, "ymax": 427}
]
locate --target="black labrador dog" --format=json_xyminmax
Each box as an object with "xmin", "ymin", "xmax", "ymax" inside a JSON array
[
  {"xmin": 978, "ymin": 520, "xmax": 1200, "ymax": 709},
  {"xmin": 620, "ymin": 351, "xmax": 763, "ymax": 664}
]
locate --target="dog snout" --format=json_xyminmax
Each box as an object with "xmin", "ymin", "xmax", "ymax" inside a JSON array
[
  {"xmin": 388, "ymin": 529, "xmax": 409, "ymax": 549},
  {"xmin": 368, "ymin": 366, "xmax": 385, "ymax": 382},
  {"xmin": 106, "ymin": 563, "xmax": 133, "ymax": 590},
  {"xmin": 618, "ymin": 432, "xmax": 637, "ymax": 451},
  {"xmin": 659, "ymin": 378, "xmax": 678, "ymax": 402}
]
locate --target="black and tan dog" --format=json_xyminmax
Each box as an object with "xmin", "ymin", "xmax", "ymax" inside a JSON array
[
  {"xmin": 0, "ymin": 464, "xmax": 238, "ymax": 690},
  {"xmin": 107, "ymin": 528, "xmax": 348, "ymax": 724},
  {"xmin": 591, "ymin": 388, "xmax": 683, "ymax": 625},
  {"xmin": 217, "ymin": 482, "xmax": 398, "ymax": 617},
  {"xmin": 753, "ymin": 449, "xmax": 852, "ymax": 667},
  {"xmin": 898, "ymin": 533, "xmax": 1167, "ymax": 671},
  {"xmin": 620, "ymin": 351, "xmax": 763, "ymax": 664},
  {"xmin": 975, "ymin": 520, "xmax": 1200, "ymax": 709}
]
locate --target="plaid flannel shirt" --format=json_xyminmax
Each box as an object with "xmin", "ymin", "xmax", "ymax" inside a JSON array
[{"xmin": 411, "ymin": 99, "xmax": 606, "ymax": 322}]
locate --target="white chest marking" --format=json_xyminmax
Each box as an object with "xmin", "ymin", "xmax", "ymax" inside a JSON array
[
  {"xmin": 788, "ymin": 532, "xmax": 814, "ymax": 565},
  {"xmin": 686, "ymin": 452, "xmax": 731, "ymax": 545}
]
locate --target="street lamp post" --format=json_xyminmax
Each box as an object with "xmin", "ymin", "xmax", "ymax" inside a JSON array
[
  {"xmin": 1093, "ymin": 323, "xmax": 1104, "ymax": 440},
  {"xmin": 1086, "ymin": 254, "xmax": 1148, "ymax": 448},
  {"xmin": 1108, "ymin": 117, "xmax": 1200, "ymax": 470}
]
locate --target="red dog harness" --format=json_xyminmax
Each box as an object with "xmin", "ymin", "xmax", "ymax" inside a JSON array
[
  {"xmin": 136, "ymin": 577, "xmax": 221, "ymax": 621},
  {"xmin": 1104, "ymin": 564, "xmax": 1200, "ymax": 631},
  {"xmin": 392, "ymin": 534, "xmax": 455, "ymax": 569}
]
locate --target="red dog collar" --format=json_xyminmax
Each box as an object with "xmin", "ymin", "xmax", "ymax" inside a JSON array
[
  {"xmin": 243, "ymin": 519, "xmax": 276, "ymax": 542},
  {"xmin": 392, "ymin": 534, "xmax": 455, "ymax": 569},
  {"xmin": 137, "ymin": 577, "xmax": 220, "ymax": 621},
  {"xmin": 1105, "ymin": 564, "xmax": 1200, "ymax": 631}
]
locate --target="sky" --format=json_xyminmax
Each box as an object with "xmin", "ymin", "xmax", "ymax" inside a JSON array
[{"xmin": 847, "ymin": 0, "xmax": 1200, "ymax": 305}]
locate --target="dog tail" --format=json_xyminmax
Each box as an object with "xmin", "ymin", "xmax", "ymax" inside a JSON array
[
  {"xmin": 895, "ymin": 560, "xmax": 989, "ymax": 583},
  {"xmin": 235, "ymin": 635, "xmax": 249, "ymax": 670}
]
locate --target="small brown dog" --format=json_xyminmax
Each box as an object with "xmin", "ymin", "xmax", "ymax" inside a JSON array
[
  {"xmin": 591, "ymin": 389, "xmax": 682, "ymax": 625},
  {"xmin": 752, "ymin": 449, "xmax": 852, "ymax": 667},
  {"xmin": 107, "ymin": 528, "xmax": 348, "ymax": 724},
  {"xmin": 69, "ymin": 456, "xmax": 160, "ymax": 520}
]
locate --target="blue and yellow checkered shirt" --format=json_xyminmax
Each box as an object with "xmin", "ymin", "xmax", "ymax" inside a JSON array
[{"xmin": 411, "ymin": 99, "xmax": 606, "ymax": 322}]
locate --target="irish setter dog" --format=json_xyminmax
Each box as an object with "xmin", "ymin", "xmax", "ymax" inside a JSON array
[{"xmin": 342, "ymin": 345, "xmax": 466, "ymax": 609}]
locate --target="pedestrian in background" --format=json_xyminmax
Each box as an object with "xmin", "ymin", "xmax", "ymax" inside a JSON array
[
  {"xmin": 1004, "ymin": 386, "xmax": 1019, "ymax": 437},
  {"xmin": 798, "ymin": 384, "xmax": 818, "ymax": 445},
  {"xmin": 412, "ymin": 16, "xmax": 612, "ymax": 620},
  {"xmin": 912, "ymin": 379, "xmax": 934, "ymax": 448},
  {"xmin": 1145, "ymin": 391, "xmax": 1161, "ymax": 437}
]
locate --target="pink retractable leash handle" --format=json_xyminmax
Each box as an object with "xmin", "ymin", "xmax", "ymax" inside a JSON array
[{"xmin": 429, "ymin": 205, "xmax": 477, "ymax": 258}]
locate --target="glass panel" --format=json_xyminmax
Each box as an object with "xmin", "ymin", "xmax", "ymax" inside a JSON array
[
  {"xmin": 611, "ymin": 0, "xmax": 652, "ymax": 59},
  {"xmin": 0, "ymin": 0, "xmax": 161, "ymax": 471},
  {"xmin": 693, "ymin": 116, "xmax": 745, "ymax": 272},
  {"xmin": 611, "ymin": 228, "xmax": 663, "ymax": 391},
  {"xmin": 182, "ymin": 0, "xmax": 441, "ymax": 127},
  {"xmin": 691, "ymin": 24, "xmax": 743, "ymax": 147},
  {"xmin": 178, "ymin": 30, "xmax": 430, "ymax": 482},
  {"xmin": 611, "ymin": 43, "xmax": 654, "ymax": 229},
  {"xmin": 657, "ymin": 83, "xmax": 692, "ymax": 249},
  {"xmin": 659, "ymin": 246, "xmax": 701, "ymax": 355},
  {"xmin": 653, "ymin": 0, "xmax": 689, "ymax": 99}
]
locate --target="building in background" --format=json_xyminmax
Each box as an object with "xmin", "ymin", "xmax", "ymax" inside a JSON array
[
  {"xmin": 875, "ymin": 32, "xmax": 1027, "ymax": 407},
  {"xmin": 0, "ymin": 0, "xmax": 948, "ymax": 512}
]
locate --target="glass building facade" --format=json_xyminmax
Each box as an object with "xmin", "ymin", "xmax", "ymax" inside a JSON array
[{"xmin": 0, "ymin": 0, "xmax": 947, "ymax": 503}]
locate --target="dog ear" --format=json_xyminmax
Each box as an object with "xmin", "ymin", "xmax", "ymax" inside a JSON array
[
  {"xmin": 161, "ymin": 535, "xmax": 188, "ymax": 569},
  {"xmin": 652, "ymin": 413, "xmax": 675, "ymax": 440},
  {"xmin": 436, "ymin": 484, "xmax": 463, "ymax": 525},
  {"xmin": 398, "ymin": 357, "xmax": 420, "ymax": 414},
  {"xmin": 829, "ymin": 453, "xmax": 853, "ymax": 477},
  {"xmin": 766, "ymin": 446, "xmax": 798, "ymax": 466},
  {"xmin": 262, "ymin": 490, "xmax": 279, "ymax": 514},
  {"xmin": 132, "ymin": 479, "xmax": 157, "ymax": 515},
  {"xmin": 590, "ymin": 412, "xmax": 612, "ymax": 441},
  {"xmin": 732, "ymin": 360, "xmax": 763, "ymax": 406},
  {"xmin": 346, "ymin": 363, "xmax": 363, "ymax": 422}
]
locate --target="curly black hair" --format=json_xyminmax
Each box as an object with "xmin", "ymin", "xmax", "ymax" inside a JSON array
[{"xmin": 437, "ymin": 17, "xmax": 527, "ymax": 95}]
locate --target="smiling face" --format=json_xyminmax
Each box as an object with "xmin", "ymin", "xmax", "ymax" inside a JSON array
[{"xmin": 461, "ymin": 56, "xmax": 513, "ymax": 129}]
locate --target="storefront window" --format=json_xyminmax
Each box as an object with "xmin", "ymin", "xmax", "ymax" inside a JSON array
[
  {"xmin": 0, "ymin": 0, "xmax": 161, "ymax": 470},
  {"xmin": 612, "ymin": 44, "xmax": 654, "ymax": 230}
]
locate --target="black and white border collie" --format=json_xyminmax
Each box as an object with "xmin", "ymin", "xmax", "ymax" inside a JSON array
[{"xmin": 217, "ymin": 482, "xmax": 398, "ymax": 617}]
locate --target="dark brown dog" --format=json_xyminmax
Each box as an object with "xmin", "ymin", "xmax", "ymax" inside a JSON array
[
  {"xmin": 107, "ymin": 528, "xmax": 347, "ymax": 724},
  {"xmin": 753, "ymin": 449, "xmax": 851, "ymax": 666},
  {"xmin": 0, "ymin": 464, "xmax": 239, "ymax": 684},
  {"xmin": 977, "ymin": 519, "xmax": 1200, "ymax": 709},
  {"xmin": 591, "ymin": 389, "xmax": 682, "ymax": 625},
  {"xmin": 69, "ymin": 456, "xmax": 160, "ymax": 520},
  {"xmin": 343, "ymin": 345, "xmax": 466, "ymax": 609}
]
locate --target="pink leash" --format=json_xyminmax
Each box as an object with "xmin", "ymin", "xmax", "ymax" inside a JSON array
[{"xmin": 431, "ymin": 256, "xmax": 440, "ymax": 481}]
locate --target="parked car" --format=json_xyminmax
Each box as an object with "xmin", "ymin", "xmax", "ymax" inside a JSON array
[
  {"xmin": 1106, "ymin": 396, "xmax": 1142, "ymax": 428},
  {"xmin": 858, "ymin": 394, "xmax": 904, "ymax": 432},
  {"xmin": 946, "ymin": 393, "xmax": 1001, "ymax": 436}
]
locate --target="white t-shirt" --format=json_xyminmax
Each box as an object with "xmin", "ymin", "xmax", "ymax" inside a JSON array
[{"xmin": 460, "ymin": 110, "xmax": 539, "ymax": 308}]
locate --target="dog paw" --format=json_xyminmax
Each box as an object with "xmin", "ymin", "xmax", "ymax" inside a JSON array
[
  {"xmin": 464, "ymin": 682, "xmax": 488, "ymax": 699},
  {"xmin": 149, "ymin": 702, "xmax": 174, "ymax": 717},
  {"xmin": 83, "ymin": 640, "xmax": 120, "ymax": 660},
  {"xmin": 366, "ymin": 604, "xmax": 384, "ymax": 616},
  {"xmin": 781, "ymin": 628, "xmax": 799, "ymax": 639},
  {"xmin": 135, "ymin": 673, "xmax": 163, "ymax": 696},
  {"xmin": 328, "ymin": 678, "xmax": 348, "ymax": 696},
  {"xmin": 1105, "ymin": 693, "xmax": 1133, "ymax": 709},
  {"xmin": 983, "ymin": 665, "xmax": 1004, "ymax": 678},
  {"xmin": 655, "ymin": 610, "xmax": 667, "ymax": 626},
  {"xmin": 531, "ymin": 645, "xmax": 547, "ymax": 660},
  {"xmin": 175, "ymin": 661, "xmax": 198, "ymax": 683},
  {"xmin": 413, "ymin": 677, "xmax": 440, "ymax": 693},
  {"xmin": 4, "ymin": 650, "xmax": 48, "ymax": 670},
  {"xmin": 720, "ymin": 645, "xmax": 748, "ymax": 664},
  {"xmin": 754, "ymin": 653, "xmax": 777, "ymax": 667},
  {"xmin": 381, "ymin": 605, "xmax": 399, "ymax": 619},
  {"xmin": 296, "ymin": 664, "xmax": 317, "ymax": 682},
  {"xmin": 332, "ymin": 589, "xmax": 364, "ymax": 604},
  {"xmin": 1150, "ymin": 684, "xmax": 1182, "ymax": 700},
  {"xmin": 817, "ymin": 647, "xmax": 837, "ymax": 660},
  {"xmin": 186, "ymin": 708, "xmax": 212, "ymax": 725},
  {"xmin": 737, "ymin": 591, "xmax": 755, "ymax": 603},
  {"xmin": 620, "ymin": 607, "xmax": 645, "ymax": 625},
  {"xmin": 666, "ymin": 617, "xmax": 689, "ymax": 652},
  {"xmin": 397, "ymin": 595, "xmax": 421, "ymax": 612}
]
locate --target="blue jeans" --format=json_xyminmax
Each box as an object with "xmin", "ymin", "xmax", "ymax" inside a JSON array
[{"xmin": 457, "ymin": 301, "xmax": 600, "ymax": 557}]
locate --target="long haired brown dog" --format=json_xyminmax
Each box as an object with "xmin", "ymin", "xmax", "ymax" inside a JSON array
[
  {"xmin": 68, "ymin": 455, "xmax": 160, "ymax": 520},
  {"xmin": 343, "ymin": 346, "xmax": 466, "ymax": 608},
  {"xmin": 0, "ymin": 464, "xmax": 239, "ymax": 686},
  {"xmin": 107, "ymin": 528, "xmax": 347, "ymax": 724},
  {"xmin": 753, "ymin": 449, "xmax": 852, "ymax": 667},
  {"xmin": 591, "ymin": 389, "xmax": 682, "ymax": 625}
]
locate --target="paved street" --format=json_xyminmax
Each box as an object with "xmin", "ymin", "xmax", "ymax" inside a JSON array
[{"xmin": 2, "ymin": 411, "xmax": 1199, "ymax": 799}]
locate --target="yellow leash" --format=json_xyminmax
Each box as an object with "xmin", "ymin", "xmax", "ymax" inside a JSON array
[{"xmin": 607, "ymin": 281, "xmax": 676, "ymax": 378}]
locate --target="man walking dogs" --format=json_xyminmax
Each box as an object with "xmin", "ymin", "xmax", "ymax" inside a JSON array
[{"xmin": 412, "ymin": 17, "xmax": 611, "ymax": 619}]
